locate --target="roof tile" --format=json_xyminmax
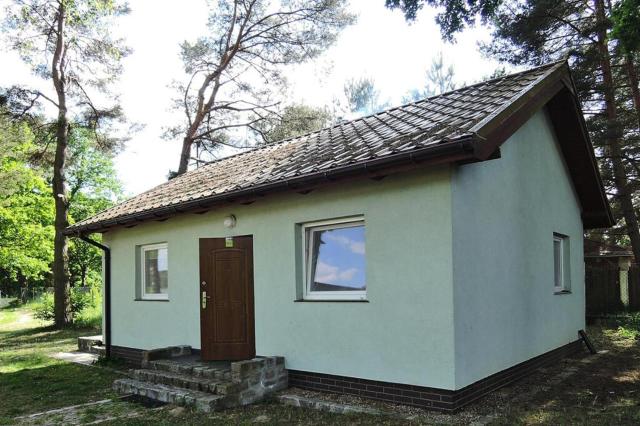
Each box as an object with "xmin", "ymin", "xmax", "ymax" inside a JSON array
[{"xmin": 68, "ymin": 61, "xmax": 562, "ymax": 233}]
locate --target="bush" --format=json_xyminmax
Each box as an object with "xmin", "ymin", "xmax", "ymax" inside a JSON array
[
  {"xmin": 33, "ymin": 288, "xmax": 94, "ymax": 322},
  {"xmin": 614, "ymin": 312, "xmax": 640, "ymax": 340}
]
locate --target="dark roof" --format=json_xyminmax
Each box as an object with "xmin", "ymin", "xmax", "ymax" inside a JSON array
[
  {"xmin": 66, "ymin": 60, "xmax": 613, "ymax": 235},
  {"xmin": 584, "ymin": 239, "xmax": 633, "ymax": 258}
]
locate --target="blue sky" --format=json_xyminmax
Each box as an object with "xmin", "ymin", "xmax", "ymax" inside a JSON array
[{"xmin": 314, "ymin": 226, "xmax": 366, "ymax": 289}]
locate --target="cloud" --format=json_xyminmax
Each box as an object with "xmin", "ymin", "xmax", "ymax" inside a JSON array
[
  {"xmin": 324, "ymin": 233, "xmax": 365, "ymax": 255},
  {"xmin": 315, "ymin": 261, "xmax": 359, "ymax": 285},
  {"xmin": 338, "ymin": 267, "xmax": 358, "ymax": 281},
  {"xmin": 315, "ymin": 261, "xmax": 339, "ymax": 283}
]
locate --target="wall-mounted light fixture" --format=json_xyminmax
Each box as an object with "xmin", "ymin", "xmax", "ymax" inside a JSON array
[{"xmin": 223, "ymin": 214, "xmax": 237, "ymax": 228}]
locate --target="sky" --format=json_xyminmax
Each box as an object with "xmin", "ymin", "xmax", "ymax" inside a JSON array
[
  {"xmin": 0, "ymin": 0, "xmax": 507, "ymax": 196},
  {"xmin": 313, "ymin": 225, "xmax": 366, "ymax": 289}
]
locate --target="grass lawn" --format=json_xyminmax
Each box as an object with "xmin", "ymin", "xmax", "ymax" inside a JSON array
[
  {"xmin": 0, "ymin": 303, "xmax": 119, "ymax": 424},
  {"xmin": 1, "ymin": 302, "xmax": 639, "ymax": 425}
]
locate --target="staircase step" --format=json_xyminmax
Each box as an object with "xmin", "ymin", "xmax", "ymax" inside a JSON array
[
  {"xmin": 148, "ymin": 358, "xmax": 232, "ymax": 381},
  {"xmin": 113, "ymin": 378, "xmax": 226, "ymax": 412},
  {"xmin": 90, "ymin": 344, "xmax": 106, "ymax": 356},
  {"xmin": 131, "ymin": 369, "xmax": 241, "ymax": 394}
]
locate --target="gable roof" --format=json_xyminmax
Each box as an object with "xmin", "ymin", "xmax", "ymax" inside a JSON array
[{"xmin": 66, "ymin": 60, "xmax": 613, "ymax": 235}]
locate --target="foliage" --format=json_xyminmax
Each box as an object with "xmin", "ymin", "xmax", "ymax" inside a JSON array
[
  {"xmin": 0, "ymin": 121, "xmax": 54, "ymax": 285},
  {"xmin": 73, "ymin": 297, "xmax": 102, "ymax": 328},
  {"xmin": 257, "ymin": 104, "xmax": 332, "ymax": 143},
  {"xmin": 168, "ymin": 0, "xmax": 355, "ymax": 174},
  {"xmin": 341, "ymin": 77, "xmax": 390, "ymax": 116},
  {"xmin": 611, "ymin": 0, "xmax": 640, "ymax": 54},
  {"xmin": 32, "ymin": 289, "xmax": 93, "ymax": 322},
  {"xmin": 403, "ymin": 52, "xmax": 457, "ymax": 102},
  {"xmin": 0, "ymin": 116, "xmax": 120, "ymax": 294},
  {"xmin": 385, "ymin": 0, "xmax": 501, "ymax": 40},
  {"xmin": 66, "ymin": 132, "xmax": 122, "ymax": 288},
  {"xmin": 614, "ymin": 312, "xmax": 640, "ymax": 339},
  {"xmin": 0, "ymin": 113, "xmax": 34, "ymax": 196}
]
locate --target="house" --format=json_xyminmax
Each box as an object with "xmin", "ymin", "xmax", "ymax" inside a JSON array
[{"xmin": 66, "ymin": 60, "xmax": 613, "ymax": 412}]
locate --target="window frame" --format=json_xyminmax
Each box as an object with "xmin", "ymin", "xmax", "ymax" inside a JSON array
[
  {"xmin": 301, "ymin": 217, "xmax": 367, "ymax": 301},
  {"xmin": 140, "ymin": 242, "xmax": 169, "ymax": 301},
  {"xmin": 553, "ymin": 233, "xmax": 570, "ymax": 294}
]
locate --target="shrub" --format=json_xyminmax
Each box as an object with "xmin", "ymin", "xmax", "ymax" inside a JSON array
[
  {"xmin": 33, "ymin": 288, "xmax": 94, "ymax": 322},
  {"xmin": 614, "ymin": 312, "xmax": 640, "ymax": 340}
]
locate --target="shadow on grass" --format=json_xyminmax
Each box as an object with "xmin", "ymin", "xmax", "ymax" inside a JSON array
[
  {"xmin": 0, "ymin": 362, "xmax": 118, "ymax": 422},
  {"xmin": 487, "ymin": 333, "xmax": 640, "ymax": 425}
]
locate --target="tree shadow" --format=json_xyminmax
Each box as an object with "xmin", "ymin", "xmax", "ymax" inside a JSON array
[
  {"xmin": 473, "ymin": 336, "xmax": 640, "ymax": 424},
  {"xmin": 0, "ymin": 362, "xmax": 118, "ymax": 420}
]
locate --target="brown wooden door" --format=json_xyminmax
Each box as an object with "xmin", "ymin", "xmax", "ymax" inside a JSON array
[{"xmin": 199, "ymin": 236, "xmax": 255, "ymax": 360}]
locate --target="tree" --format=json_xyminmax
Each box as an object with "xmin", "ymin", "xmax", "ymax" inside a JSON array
[
  {"xmin": 2, "ymin": 0, "xmax": 129, "ymax": 326},
  {"xmin": 403, "ymin": 52, "xmax": 456, "ymax": 102},
  {"xmin": 0, "ymin": 121, "xmax": 54, "ymax": 297},
  {"xmin": 385, "ymin": 0, "xmax": 500, "ymax": 40},
  {"xmin": 0, "ymin": 111, "xmax": 33, "ymax": 196},
  {"xmin": 256, "ymin": 103, "xmax": 332, "ymax": 143},
  {"xmin": 168, "ymin": 0, "xmax": 354, "ymax": 176},
  {"xmin": 342, "ymin": 77, "xmax": 390, "ymax": 116},
  {"xmin": 611, "ymin": 0, "xmax": 640, "ymax": 55},
  {"xmin": 66, "ymin": 131, "xmax": 122, "ymax": 288}
]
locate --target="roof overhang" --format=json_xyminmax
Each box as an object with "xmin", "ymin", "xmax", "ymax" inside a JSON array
[
  {"xmin": 64, "ymin": 136, "xmax": 480, "ymax": 236},
  {"xmin": 466, "ymin": 63, "xmax": 613, "ymax": 229}
]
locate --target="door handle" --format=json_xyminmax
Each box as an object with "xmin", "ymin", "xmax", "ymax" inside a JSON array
[{"xmin": 202, "ymin": 291, "xmax": 211, "ymax": 309}]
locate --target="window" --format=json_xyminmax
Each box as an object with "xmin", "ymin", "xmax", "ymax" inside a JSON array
[
  {"xmin": 141, "ymin": 243, "xmax": 168, "ymax": 300},
  {"xmin": 303, "ymin": 218, "xmax": 366, "ymax": 301},
  {"xmin": 553, "ymin": 234, "xmax": 570, "ymax": 293}
]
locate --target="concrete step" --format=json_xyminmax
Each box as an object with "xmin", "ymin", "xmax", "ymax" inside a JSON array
[
  {"xmin": 113, "ymin": 378, "xmax": 226, "ymax": 412},
  {"xmin": 130, "ymin": 369, "xmax": 241, "ymax": 395},
  {"xmin": 78, "ymin": 335, "xmax": 103, "ymax": 353},
  {"xmin": 90, "ymin": 344, "xmax": 106, "ymax": 356},
  {"xmin": 147, "ymin": 358, "xmax": 232, "ymax": 381}
]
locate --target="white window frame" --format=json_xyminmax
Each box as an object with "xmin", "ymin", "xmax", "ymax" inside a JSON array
[
  {"xmin": 302, "ymin": 217, "xmax": 366, "ymax": 301},
  {"xmin": 140, "ymin": 242, "xmax": 169, "ymax": 300},
  {"xmin": 553, "ymin": 234, "xmax": 570, "ymax": 293}
]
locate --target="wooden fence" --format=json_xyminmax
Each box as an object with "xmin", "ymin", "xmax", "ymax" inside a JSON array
[{"xmin": 586, "ymin": 264, "xmax": 640, "ymax": 315}]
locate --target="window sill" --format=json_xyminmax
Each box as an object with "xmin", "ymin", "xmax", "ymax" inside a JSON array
[
  {"xmin": 554, "ymin": 290, "xmax": 572, "ymax": 295},
  {"xmin": 134, "ymin": 298, "xmax": 170, "ymax": 302},
  {"xmin": 294, "ymin": 299, "xmax": 369, "ymax": 303}
]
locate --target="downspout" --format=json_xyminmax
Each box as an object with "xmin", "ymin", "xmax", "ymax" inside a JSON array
[{"xmin": 78, "ymin": 235, "xmax": 111, "ymax": 359}]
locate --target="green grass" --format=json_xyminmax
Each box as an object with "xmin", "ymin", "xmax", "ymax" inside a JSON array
[{"xmin": 0, "ymin": 303, "xmax": 118, "ymax": 424}]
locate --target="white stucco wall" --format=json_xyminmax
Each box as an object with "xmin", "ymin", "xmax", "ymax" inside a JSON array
[
  {"xmin": 451, "ymin": 109, "xmax": 585, "ymax": 389},
  {"xmin": 102, "ymin": 167, "xmax": 457, "ymax": 389}
]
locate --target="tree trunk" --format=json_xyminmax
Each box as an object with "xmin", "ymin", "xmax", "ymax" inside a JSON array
[
  {"xmin": 594, "ymin": 0, "xmax": 640, "ymax": 261},
  {"xmin": 177, "ymin": 136, "xmax": 192, "ymax": 176},
  {"xmin": 52, "ymin": 1, "xmax": 72, "ymax": 327},
  {"xmin": 18, "ymin": 273, "xmax": 27, "ymax": 303},
  {"xmin": 625, "ymin": 55, "xmax": 640, "ymax": 129}
]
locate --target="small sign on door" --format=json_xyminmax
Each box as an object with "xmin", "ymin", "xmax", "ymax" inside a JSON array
[{"xmin": 225, "ymin": 237, "xmax": 234, "ymax": 248}]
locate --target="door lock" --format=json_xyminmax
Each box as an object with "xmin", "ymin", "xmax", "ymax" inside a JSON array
[{"xmin": 202, "ymin": 291, "xmax": 211, "ymax": 309}]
